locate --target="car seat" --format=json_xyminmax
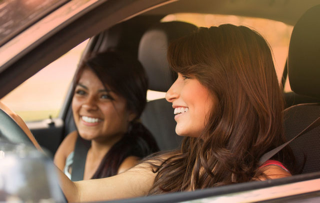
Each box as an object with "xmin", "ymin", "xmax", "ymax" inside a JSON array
[
  {"xmin": 139, "ymin": 22, "xmax": 197, "ymax": 151},
  {"xmin": 284, "ymin": 4, "xmax": 320, "ymax": 174}
]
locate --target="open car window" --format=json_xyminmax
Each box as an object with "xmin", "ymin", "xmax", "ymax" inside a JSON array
[{"xmin": 0, "ymin": 0, "xmax": 319, "ymax": 201}]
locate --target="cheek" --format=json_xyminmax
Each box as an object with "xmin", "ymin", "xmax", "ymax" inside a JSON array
[
  {"xmin": 102, "ymin": 105, "xmax": 130, "ymax": 133},
  {"xmin": 194, "ymin": 95, "xmax": 216, "ymax": 126},
  {"xmin": 101, "ymin": 102, "xmax": 128, "ymax": 120},
  {"xmin": 201, "ymin": 95, "xmax": 217, "ymax": 125},
  {"xmin": 99, "ymin": 105, "xmax": 115, "ymax": 117},
  {"xmin": 71, "ymin": 97, "xmax": 83, "ymax": 113},
  {"xmin": 201, "ymin": 104, "xmax": 212, "ymax": 125}
]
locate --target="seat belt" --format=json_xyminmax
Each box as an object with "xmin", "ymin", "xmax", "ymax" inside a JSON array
[
  {"xmin": 71, "ymin": 135, "xmax": 91, "ymax": 181},
  {"xmin": 259, "ymin": 117, "xmax": 320, "ymax": 165}
]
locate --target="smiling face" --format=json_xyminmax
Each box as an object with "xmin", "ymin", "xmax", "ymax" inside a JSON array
[
  {"xmin": 166, "ymin": 73, "xmax": 216, "ymax": 137},
  {"xmin": 72, "ymin": 68, "xmax": 135, "ymax": 143}
]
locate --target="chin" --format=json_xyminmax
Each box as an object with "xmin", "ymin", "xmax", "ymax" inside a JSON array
[
  {"xmin": 78, "ymin": 131, "xmax": 97, "ymax": 140},
  {"xmin": 175, "ymin": 127, "xmax": 187, "ymax": 137},
  {"xmin": 176, "ymin": 128, "xmax": 200, "ymax": 138},
  {"xmin": 79, "ymin": 135, "xmax": 94, "ymax": 141}
]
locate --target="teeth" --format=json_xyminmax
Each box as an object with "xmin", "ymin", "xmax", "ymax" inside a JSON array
[
  {"xmin": 82, "ymin": 116, "xmax": 100, "ymax": 123},
  {"xmin": 174, "ymin": 107, "xmax": 189, "ymax": 115}
]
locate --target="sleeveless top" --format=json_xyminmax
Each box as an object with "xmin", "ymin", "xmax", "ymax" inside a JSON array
[
  {"xmin": 64, "ymin": 151, "xmax": 74, "ymax": 179},
  {"xmin": 260, "ymin": 160, "xmax": 289, "ymax": 172}
]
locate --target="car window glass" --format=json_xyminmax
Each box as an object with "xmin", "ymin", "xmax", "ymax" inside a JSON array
[
  {"xmin": 162, "ymin": 13, "xmax": 294, "ymax": 92},
  {"xmin": 2, "ymin": 39, "xmax": 89, "ymax": 122}
]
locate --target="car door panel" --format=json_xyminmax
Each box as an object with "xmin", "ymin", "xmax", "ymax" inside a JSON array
[{"xmin": 27, "ymin": 118, "xmax": 64, "ymax": 158}]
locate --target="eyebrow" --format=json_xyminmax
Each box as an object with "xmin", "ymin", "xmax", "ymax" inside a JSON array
[{"xmin": 76, "ymin": 83, "xmax": 111, "ymax": 93}]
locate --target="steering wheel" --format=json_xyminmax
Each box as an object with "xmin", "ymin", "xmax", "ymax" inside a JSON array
[{"xmin": 0, "ymin": 108, "xmax": 34, "ymax": 146}]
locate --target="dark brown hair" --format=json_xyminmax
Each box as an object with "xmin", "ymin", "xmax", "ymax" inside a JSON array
[
  {"xmin": 149, "ymin": 24, "xmax": 294, "ymax": 194},
  {"xmin": 74, "ymin": 50, "xmax": 159, "ymax": 179}
]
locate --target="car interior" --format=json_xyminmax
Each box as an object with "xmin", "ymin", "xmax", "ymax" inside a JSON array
[
  {"xmin": 65, "ymin": 21, "xmax": 200, "ymax": 181},
  {"xmin": 61, "ymin": 3, "xmax": 320, "ymax": 176},
  {"xmin": 1, "ymin": 0, "xmax": 320, "ymax": 202},
  {"xmin": 58, "ymin": 2, "xmax": 320, "ymax": 193},
  {"xmin": 283, "ymin": 4, "xmax": 320, "ymax": 174}
]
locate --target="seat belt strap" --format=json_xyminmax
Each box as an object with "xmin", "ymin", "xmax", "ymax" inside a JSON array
[
  {"xmin": 71, "ymin": 135, "xmax": 90, "ymax": 181},
  {"xmin": 259, "ymin": 117, "xmax": 320, "ymax": 165}
]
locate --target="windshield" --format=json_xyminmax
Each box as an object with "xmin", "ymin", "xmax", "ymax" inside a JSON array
[{"xmin": 0, "ymin": 0, "xmax": 68, "ymax": 46}]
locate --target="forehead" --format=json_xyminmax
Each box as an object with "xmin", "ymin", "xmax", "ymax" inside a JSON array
[
  {"xmin": 79, "ymin": 68, "xmax": 98, "ymax": 80},
  {"xmin": 78, "ymin": 68, "xmax": 106, "ymax": 89}
]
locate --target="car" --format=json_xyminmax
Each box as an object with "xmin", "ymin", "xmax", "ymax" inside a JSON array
[{"xmin": 0, "ymin": 0, "xmax": 320, "ymax": 202}]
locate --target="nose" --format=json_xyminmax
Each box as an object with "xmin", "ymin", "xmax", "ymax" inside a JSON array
[
  {"xmin": 82, "ymin": 95, "xmax": 98, "ymax": 110},
  {"xmin": 166, "ymin": 79, "xmax": 179, "ymax": 103}
]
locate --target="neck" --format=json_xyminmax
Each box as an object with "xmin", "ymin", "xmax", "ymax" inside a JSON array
[{"xmin": 89, "ymin": 133, "xmax": 125, "ymax": 158}]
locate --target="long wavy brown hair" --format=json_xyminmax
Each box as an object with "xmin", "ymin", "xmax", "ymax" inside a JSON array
[{"xmin": 148, "ymin": 24, "xmax": 295, "ymax": 194}]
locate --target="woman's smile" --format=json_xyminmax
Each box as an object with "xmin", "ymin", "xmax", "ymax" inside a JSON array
[
  {"xmin": 80, "ymin": 116, "xmax": 103, "ymax": 126},
  {"xmin": 173, "ymin": 107, "xmax": 189, "ymax": 120}
]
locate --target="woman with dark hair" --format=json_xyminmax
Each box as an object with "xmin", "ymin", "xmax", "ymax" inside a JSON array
[
  {"xmin": 54, "ymin": 51, "xmax": 159, "ymax": 180},
  {"xmin": 5, "ymin": 24, "xmax": 294, "ymax": 201}
]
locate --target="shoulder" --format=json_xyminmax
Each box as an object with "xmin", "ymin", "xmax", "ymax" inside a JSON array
[
  {"xmin": 57, "ymin": 131, "xmax": 78, "ymax": 152},
  {"xmin": 54, "ymin": 131, "xmax": 78, "ymax": 170},
  {"xmin": 118, "ymin": 152, "xmax": 176, "ymax": 174},
  {"xmin": 118, "ymin": 156, "xmax": 140, "ymax": 174},
  {"xmin": 259, "ymin": 160, "xmax": 291, "ymax": 180}
]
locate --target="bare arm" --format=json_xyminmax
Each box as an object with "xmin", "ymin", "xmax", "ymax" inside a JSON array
[
  {"xmin": 54, "ymin": 131, "xmax": 78, "ymax": 171},
  {"xmin": 117, "ymin": 156, "xmax": 140, "ymax": 174},
  {"xmin": 261, "ymin": 165, "xmax": 291, "ymax": 180},
  {"xmin": 58, "ymin": 161, "xmax": 157, "ymax": 202}
]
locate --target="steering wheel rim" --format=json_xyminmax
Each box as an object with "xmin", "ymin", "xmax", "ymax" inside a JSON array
[{"xmin": 0, "ymin": 108, "xmax": 34, "ymax": 146}]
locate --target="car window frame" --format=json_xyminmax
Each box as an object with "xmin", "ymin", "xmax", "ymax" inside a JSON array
[
  {"xmin": 109, "ymin": 172, "xmax": 320, "ymax": 203},
  {"xmin": 0, "ymin": 0, "xmax": 68, "ymax": 46}
]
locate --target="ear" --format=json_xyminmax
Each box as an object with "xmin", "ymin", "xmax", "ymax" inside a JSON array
[{"xmin": 127, "ymin": 110, "xmax": 137, "ymax": 122}]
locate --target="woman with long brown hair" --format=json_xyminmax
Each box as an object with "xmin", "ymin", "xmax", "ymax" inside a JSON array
[
  {"xmin": 149, "ymin": 24, "xmax": 294, "ymax": 193},
  {"xmin": 2, "ymin": 24, "xmax": 294, "ymax": 202},
  {"xmin": 54, "ymin": 50, "xmax": 159, "ymax": 180}
]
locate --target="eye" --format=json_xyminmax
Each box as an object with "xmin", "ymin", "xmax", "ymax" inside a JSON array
[
  {"xmin": 75, "ymin": 89, "xmax": 86, "ymax": 96},
  {"xmin": 182, "ymin": 75, "xmax": 191, "ymax": 80},
  {"xmin": 100, "ymin": 93, "xmax": 114, "ymax": 100}
]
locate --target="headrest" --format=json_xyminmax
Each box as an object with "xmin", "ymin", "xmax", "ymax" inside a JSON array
[
  {"xmin": 138, "ymin": 22, "xmax": 197, "ymax": 92},
  {"xmin": 288, "ymin": 5, "xmax": 320, "ymax": 99}
]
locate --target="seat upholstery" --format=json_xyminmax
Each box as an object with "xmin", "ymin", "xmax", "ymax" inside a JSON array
[
  {"xmin": 139, "ymin": 22, "xmax": 197, "ymax": 151},
  {"xmin": 284, "ymin": 5, "xmax": 320, "ymax": 174}
]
